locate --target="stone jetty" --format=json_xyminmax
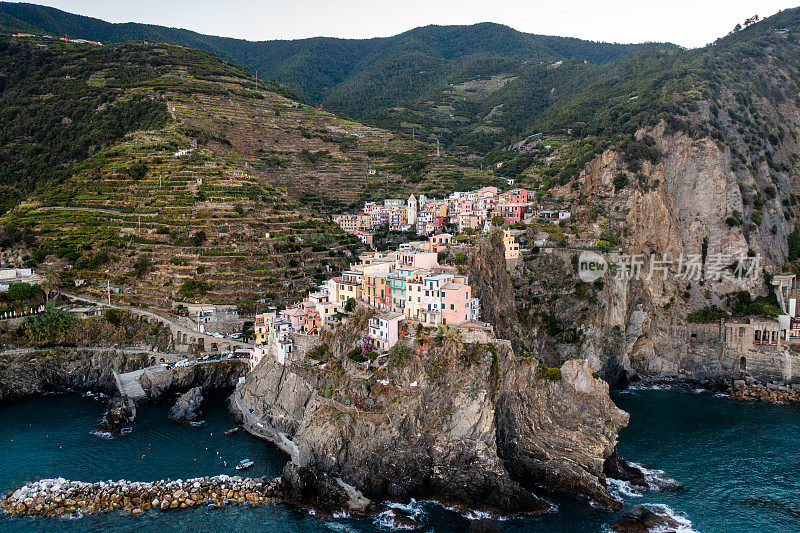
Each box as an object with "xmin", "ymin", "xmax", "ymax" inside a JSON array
[{"xmin": 0, "ymin": 475, "xmax": 281, "ymax": 517}]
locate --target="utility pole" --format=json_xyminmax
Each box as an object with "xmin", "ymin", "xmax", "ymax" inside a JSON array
[
  {"xmin": 436, "ymin": 138, "xmax": 440, "ymax": 157},
  {"xmin": 107, "ymin": 279, "xmax": 111, "ymax": 305},
  {"xmin": 138, "ymin": 215, "xmax": 141, "ymax": 233}
]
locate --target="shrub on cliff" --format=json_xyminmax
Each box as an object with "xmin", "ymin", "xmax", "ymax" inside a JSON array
[
  {"xmin": 789, "ymin": 226, "xmax": 800, "ymax": 261},
  {"xmin": 388, "ymin": 342, "xmax": 411, "ymax": 366},
  {"xmin": 179, "ymin": 279, "xmax": 211, "ymax": 298},
  {"xmin": 536, "ymin": 363, "xmax": 562, "ymax": 381},
  {"xmin": 687, "ymin": 306, "xmax": 729, "ymax": 323},
  {"xmin": 22, "ymin": 303, "xmax": 77, "ymax": 342},
  {"xmin": 729, "ymin": 291, "xmax": 782, "ymax": 318}
]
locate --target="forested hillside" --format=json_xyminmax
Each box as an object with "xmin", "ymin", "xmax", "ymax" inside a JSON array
[{"xmin": 0, "ymin": 2, "xmax": 673, "ymax": 156}]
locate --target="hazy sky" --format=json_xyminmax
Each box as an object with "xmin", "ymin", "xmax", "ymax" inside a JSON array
[{"xmin": 11, "ymin": 0, "xmax": 799, "ymax": 48}]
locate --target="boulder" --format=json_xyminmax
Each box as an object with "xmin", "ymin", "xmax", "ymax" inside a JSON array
[
  {"xmin": 168, "ymin": 387, "xmax": 204, "ymax": 423},
  {"xmin": 603, "ymin": 450, "xmax": 646, "ymax": 487},
  {"xmin": 97, "ymin": 398, "xmax": 136, "ymax": 435},
  {"xmin": 611, "ymin": 504, "xmax": 682, "ymax": 532}
]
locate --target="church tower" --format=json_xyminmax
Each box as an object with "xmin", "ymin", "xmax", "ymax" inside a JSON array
[{"xmin": 407, "ymin": 194, "xmax": 418, "ymax": 226}]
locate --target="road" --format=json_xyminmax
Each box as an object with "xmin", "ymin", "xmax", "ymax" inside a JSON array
[
  {"xmin": 60, "ymin": 291, "xmax": 254, "ymax": 351},
  {"xmin": 0, "ymin": 346, "xmax": 181, "ymax": 358}
]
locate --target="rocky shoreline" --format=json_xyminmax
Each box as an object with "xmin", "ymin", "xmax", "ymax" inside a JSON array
[
  {"xmin": 0, "ymin": 476, "xmax": 281, "ymax": 517},
  {"xmin": 632, "ymin": 374, "xmax": 800, "ymax": 405},
  {"xmin": 729, "ymin": 380, "xmax": 800, "ymax": 403}
]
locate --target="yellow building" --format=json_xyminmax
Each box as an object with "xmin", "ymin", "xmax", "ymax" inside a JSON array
[{"xmin": 503, "ymin": 230, "xmax": 520, "ymax": 260}]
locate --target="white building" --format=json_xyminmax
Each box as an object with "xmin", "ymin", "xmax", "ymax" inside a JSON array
[
  {"xmin": 407, "ymin": 194, "xmax": 418, "ymax": 226},
  {"xmin": 0, "ymin": 268, "xmax": 41, "ymax": 292},
  {"xmin": 368, "ymin": 312, "xmax": 402, "ymax": 351}
]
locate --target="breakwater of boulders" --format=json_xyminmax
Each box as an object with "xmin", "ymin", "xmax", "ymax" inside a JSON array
[{"xmin": 0, "ymin": 475, "xmax": 281, "ymax": 517}]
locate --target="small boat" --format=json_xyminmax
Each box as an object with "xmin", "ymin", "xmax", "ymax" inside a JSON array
[
  {"xmin": 235, "ymin": 459, "xmax": 254, "ymax": 470},
  {"xmin": 224, "ymin": 427, "xmax": 239, "ymax": 435}
]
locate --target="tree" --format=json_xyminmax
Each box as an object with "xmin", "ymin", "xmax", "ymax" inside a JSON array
[
  {"xmin": 191, "ymin": 231, "xmax": 207, "ymax": 247},
  {"xmin": 344, "ymin": 297, "xmax": 356, "ymax": 313},
  {"xmin": 6, "ymin": 282, "xmax": 40, "ymax": 303},
  {"xmin": 613, "ymin": 172, "xmax": 628, "ymax": 191},
  {"xmin": 127, "ymin": 160, "xmax": 148, "ymax": 180},
  {"xmin": 492, "ymin": 215, "xmax": 505, "ymax": 227},
  {"xmin": 179, "ymin": 279, "xmax": 211, "ymax": 298},
  {"xmin": 242, "ymin": 320, "xmax": 255, "ymax": 342},
  {"xmin": 40, "ymin": 266, "xmax": 57, "ymax": 303},
  {"xmin": 132, "ymin": 255, "xmax": 153, "ymax": 278}
]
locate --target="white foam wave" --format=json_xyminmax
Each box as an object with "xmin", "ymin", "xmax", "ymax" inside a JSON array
[
  {"xmin": 630, "ymin": 463, "xmax": 680, "ymax": 491},
  {"xmin": 373, "ymin": 509, "xmax": 417, "ymax": 530},
  {"xmin": 627, "ymin": 383, "xmax": 671, "ymax": 391},
  {"xmin": 91, "ymin": 430, "xmax": 113, "ymax": 439},
  {"xmin": 384, "ymin": 498, "xmax": 425, "ymax": 518},
  {"xmin": 646, "ymin": 504, "xmax": 696, "ymax": 532},
  {"xmin": 607, "ymin": 478, "xmax": 643, "ymax": 499}
]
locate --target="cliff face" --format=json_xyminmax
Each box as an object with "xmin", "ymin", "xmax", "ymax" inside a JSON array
[
  {"xmin": 239, "ymin": 333, "xmax": 628, "ymax": 514},
  {"xmin": 138, "ymin": 360, "xmax": 247, "ymax": 401},
  {"xmin": 466, "ymin": 231, "xmax": 517, "ymax": 340},
  {"xmin": 526, "ymin": 114, "xmax": 800, "ymax": 385},
  {"xmin": 0, "ymin": 349, "xmax": 149, "ymax": 404}
]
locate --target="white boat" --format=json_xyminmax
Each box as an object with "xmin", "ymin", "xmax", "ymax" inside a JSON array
[{"xmin": 235, "ymin": 459, "xmax": 254, "ymax": 470}]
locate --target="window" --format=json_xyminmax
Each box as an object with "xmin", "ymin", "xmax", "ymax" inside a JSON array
[{"xmin": 451, "ymin": 304, "xmax": 455, "ymax": 310}]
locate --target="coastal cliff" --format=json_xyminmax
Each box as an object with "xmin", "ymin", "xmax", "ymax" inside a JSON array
[
  {"xmin": 0, "ymin": 347, "xmax": 247, "ymax": 405},
  {"xmin": 0, "ymin": 349, "xmax": 149, "ymax": 404},
  {"xmin": 239, "ymin": 328, "xmax": 628, "ymax": 514}
]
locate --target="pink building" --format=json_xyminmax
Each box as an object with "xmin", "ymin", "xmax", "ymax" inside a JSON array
[
  {"xmin": 502, "ymin": 188, "xmax": 530, "ymax": 204},
  {"xmin": 281, "ymin": 306, "xmax": 306, "ymax": 331},
  {"xmin": 441, "ymin": 278, "xmax": 472, "ymax": 326},
  {"xmin": 368, "ymin": 312, "xmax": 402, "ymax": 351},
  {"xmin": 355, "ymin": 231, "xmax": 373, "ymax": 247},
  {"xmin": 390, "ymin": 251, "xmax": 439, "ymax": 269},
  {"xmin": 457, "ymin": 213, "xmax": 482, "ymax": 232},
  {"xmin": 429, "ymin": 233, "xmax": 453, "ymax": 253},
  {"xmin": 491, "ymin": 203, "xmax": 528, "ymax": 225}
]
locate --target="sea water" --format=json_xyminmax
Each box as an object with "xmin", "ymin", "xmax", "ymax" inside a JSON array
[{"xmin": 1, "ymin": 388, "xmax": 799, "ymax": 531}]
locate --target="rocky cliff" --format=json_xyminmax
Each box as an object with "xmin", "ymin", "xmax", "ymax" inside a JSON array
[
  {"xmin": 0, "ymin": 349, "xmax": 149, "ymax": 404},
  {"xmin": 138, "ymin": 361, "xmax": 247, "ymax": 401},
  {"xmin": 239, "ymin": 328, "xmax": 629, "ymax": 515}
]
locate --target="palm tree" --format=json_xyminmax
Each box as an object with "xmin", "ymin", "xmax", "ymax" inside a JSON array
[{"xmin": 40, "ymin": 266, "xmax": 57, "ymax": 303}]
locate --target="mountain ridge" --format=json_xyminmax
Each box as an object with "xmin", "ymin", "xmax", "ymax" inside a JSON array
[{"xmin": 0, "ymin": 2, "xmax": 676, "ymax": 107}]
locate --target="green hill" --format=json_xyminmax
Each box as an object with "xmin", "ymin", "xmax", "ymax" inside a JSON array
[
  {"xmin": 0, "ymin": 2, "xmax": 676, "ymax": 156},
  {"xmin": 0, "ymin": 36, "xmax": 500, "ymax": 313}
]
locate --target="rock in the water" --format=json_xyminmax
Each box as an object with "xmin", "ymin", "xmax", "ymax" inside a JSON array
[
  {"xmin": 603, "ymin": 450, "xmax": 646, "ymax": 487},
  {"xmin": 98, "ymin": 398, "xmax": 136, "ymax": 435},
  {"xmin": 611, "ymin": 504, "xmax": 682, "ymax": 532},
  {"xmin": 168, "ymin": 387, "xmax": 204, "ymax": 423},
  {"xmin": 281, "ymin": 462, "xmax": 378, "ymax": 516},
  {"xmin": 469, "ymin": 518, "xmax": 500, "ymax": 532}
]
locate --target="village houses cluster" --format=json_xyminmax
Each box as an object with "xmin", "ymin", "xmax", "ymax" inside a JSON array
[
  {"xmin": 331, "ymin": 186, "xmax": 570, "ymax": 254},
  {"xmin": 251, "ymin": 242, "xmax": 485, "ymax": 367}
]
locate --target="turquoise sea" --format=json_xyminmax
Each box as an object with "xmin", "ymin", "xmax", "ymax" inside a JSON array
[{"xmin": 1, "ymin": 387, "xmax": 799, "ymax": 532}]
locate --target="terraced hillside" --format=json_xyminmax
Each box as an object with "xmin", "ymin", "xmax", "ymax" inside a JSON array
[
  {"xmin": 165, "ymin": 80, "xmax": 498, "ymax": 210},
  {"xmin": 0, "ymin": 36, "xmax": 498, "ymax": 312}
]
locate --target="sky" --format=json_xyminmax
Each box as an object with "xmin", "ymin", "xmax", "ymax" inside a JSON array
[{"xmin": 8, "ymin": 0, "xmax": 799, "ymax": 48}]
